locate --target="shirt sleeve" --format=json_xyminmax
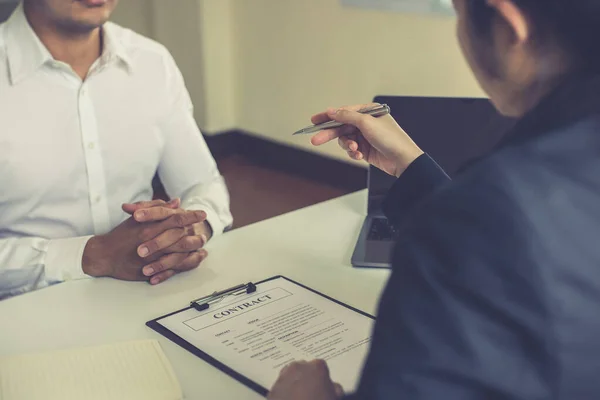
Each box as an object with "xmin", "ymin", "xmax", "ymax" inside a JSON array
[
  {"xmin": 383, "ymin": 153, "xmax": 450, "ymax": 229},
  {"xmin": 0, "ymin": 235, "xmax": 92, "ymax": 299},
  {"xmin": 352, "ymin": 169, "xmax": 555, "ymax": 400},
  {"xmin": 156, "ymin": 51, "xmax": 233, "ymax": 235}
]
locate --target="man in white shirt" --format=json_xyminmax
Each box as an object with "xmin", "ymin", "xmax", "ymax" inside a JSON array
[{"xmin": 0, "ymin": 0, "xmax": 233, "ymax": 298}]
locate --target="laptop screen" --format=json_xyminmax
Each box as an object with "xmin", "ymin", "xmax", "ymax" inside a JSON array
[{"xmin": 368, "ymin": 96, "xmax": 516, "ymax": 214}]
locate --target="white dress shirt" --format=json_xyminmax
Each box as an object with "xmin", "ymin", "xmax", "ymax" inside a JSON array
[{"xmin": 0, "ymin": 5, "xmax": 233, "ymax": 299}]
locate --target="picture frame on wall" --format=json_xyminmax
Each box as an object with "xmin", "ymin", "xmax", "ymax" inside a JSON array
[{"xmin": 341, "ymin": 0, "xmax": 454, "ymax": 16}]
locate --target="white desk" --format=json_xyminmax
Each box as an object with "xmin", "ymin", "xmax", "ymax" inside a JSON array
[{"xmin": 0, "ymin": 190, "xmax": 390, "ymax": 400}]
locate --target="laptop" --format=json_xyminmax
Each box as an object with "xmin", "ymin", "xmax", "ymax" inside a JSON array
[{"xmin": 351, "ymin": 95, "xmax": 515, "ymax": 268}]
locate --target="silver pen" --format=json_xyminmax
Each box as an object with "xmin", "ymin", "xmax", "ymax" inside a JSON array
[{"xmin": 292, "ymin": 104, "xmax": 391, "ymax": 135}]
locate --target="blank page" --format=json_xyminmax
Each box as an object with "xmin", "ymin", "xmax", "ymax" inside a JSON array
[{"xmin": 0, "ymin": 340, "xmax": 182, "ymax": 400}]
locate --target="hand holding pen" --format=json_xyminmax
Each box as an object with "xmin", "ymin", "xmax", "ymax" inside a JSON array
[
  {"xmin": 293, "ymin": 104, "xmax": 391, "ymax": 135},
  {"xmin": 295, "ymin": 103, "xmax": 424, "ymax": 178}
]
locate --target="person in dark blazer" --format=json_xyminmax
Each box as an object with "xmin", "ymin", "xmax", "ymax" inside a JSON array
[{"xmin": 268, "ymin": 0, "xmax": 600, "ymax": 399}]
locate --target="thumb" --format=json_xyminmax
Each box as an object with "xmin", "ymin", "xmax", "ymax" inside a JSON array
[
  {"xmin": 327, "ymin": 108, "xmax": 367, "ymax": 129},
  {"xmin": 167, "ymin": 198, "xmax": 181, "ymax": 209},
  {"xmin": 121, "ymin": 198, "xmax": 179, "ymax": 215},
  {"xmin": 122, "ymin": 203, "xmax": 137, "ymax": 214}
]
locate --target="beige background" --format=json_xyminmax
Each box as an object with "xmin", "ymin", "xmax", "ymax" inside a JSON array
[{"xmin": 111, "ymin": 0, "xmax": 484, "ymax": 162}]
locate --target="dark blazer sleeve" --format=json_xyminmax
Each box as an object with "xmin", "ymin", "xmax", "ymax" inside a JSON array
[
  {"xmin": 351, "ymin": 167, "xmax": 556, "ymax": 400},
  {"xmin": 383, "ymin": 154, "xmax": 450, "ymax": 229}
]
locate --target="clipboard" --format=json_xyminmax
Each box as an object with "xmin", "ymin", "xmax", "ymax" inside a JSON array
[{"xmin": 146, "ymin": 275, "xmax": 375, "ymax": 397}]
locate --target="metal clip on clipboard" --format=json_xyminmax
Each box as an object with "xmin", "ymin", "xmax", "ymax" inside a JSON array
[{"xmin": 190, "ymin": 282, "xmax": 257, "ymax": 312}]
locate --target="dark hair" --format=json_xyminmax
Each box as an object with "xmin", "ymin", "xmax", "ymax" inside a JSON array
[{"xmin": 466, "ymin": 0, "xmax": 600, "ymax": 74}]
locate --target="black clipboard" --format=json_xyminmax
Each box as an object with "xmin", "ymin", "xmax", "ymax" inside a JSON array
[{"xmin": 146, "ymin": 275, "xmax": 375, "ymax": 397}]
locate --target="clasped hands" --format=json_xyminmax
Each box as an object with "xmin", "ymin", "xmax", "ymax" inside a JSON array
[{"xmin": 82, "ymin": 198, "xmax": 211, "ymax": 285}]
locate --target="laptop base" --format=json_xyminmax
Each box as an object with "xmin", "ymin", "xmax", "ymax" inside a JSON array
[{"xmin": 351, "ymin": 216, "xmax": 395, "ymax": 269}]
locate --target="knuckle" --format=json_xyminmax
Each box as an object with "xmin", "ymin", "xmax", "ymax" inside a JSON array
[
  {"xmin": 145, "ymin": 240, "xmax": 158, "ymax": 253},
  {"xmin": 155, "ymin": 207, "xmax": 168, "ymax": 219},
  {"xmin": 183, "ymin": 252, "xmax": 202, "ymax": 269},
  {"xmin": 145, "ymin": 200, "xmax": 161, "ymax": 209},
  {"xmin": 153, "ymin": 259, "xmax": 166, "ymax": 272},
  {"xmin": 174, "ymin": 213, "xmax": 187, "ymax": 227},
  {"xmin": 146, "ymin": 200, "xmax": 164, "ymax": 208},
  {"xmin": 195, "ymin": 250, "xmax": 207, "ymax": 261},
  {"xmin": 161, "ymin": 253, "xmax": 181, "ymax": 269},
  {"xmin": 195, "ymin": 236, "xmax": 206, "ymax": 249},
  {"xmin": 174, "ymin": 227, "xmax": 186, "ymax": 240},
  {"xmin": 154, "ymin": 270, "xmax": 175, "ymax": 284},
  {"xmin": 189, "ymin": 210, "xmax": 203, "ymax": 223},
  {"xmin": 165, "ymin": 270, "xmax": 177, "ymax": 279},
  {"xmin": 173, "ymin": 255, "xmax": 192, "ymax": 271},
  {"xmin": 180, "ymin": 237, "xmax": 194, "ymax": 251}
]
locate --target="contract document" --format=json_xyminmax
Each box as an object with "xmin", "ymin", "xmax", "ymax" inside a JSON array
[{"xmin": 147, "ymin": 276, "xmax": 375, "ymax": 396}]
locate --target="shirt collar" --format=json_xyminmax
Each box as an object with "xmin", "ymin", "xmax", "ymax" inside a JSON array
[
  {"xmin": 4, "ymin": 4, "xmax": 133, "ymax": 85},
  {"xmin": 4, "ymin": 3, "xmax": 53, "ymax": 85},
  {"xmin": 100, "ymin": 22, "xmax": 133, "ymax": 73}
]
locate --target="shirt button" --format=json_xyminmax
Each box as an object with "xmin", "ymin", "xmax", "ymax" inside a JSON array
[
  {"xmin": 87, "ymin": 142, "xmax": 95, "ymax": 150},
  {"xmin": 81, "ymin": 87, "xmax": 87, "ymax": 96},
  {"xmin": 95, "ymin": 195, "xmax": 102, "ymax": 203},
  {"xmin": 64, "ymin": 272, "xmax": 72, "ymax": 281}
]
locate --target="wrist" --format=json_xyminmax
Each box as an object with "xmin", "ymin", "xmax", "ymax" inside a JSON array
[
  {"xmin": 82, "ymin": 235, "xmax": 110, "ymax": 277},
  {"xmin": 394, "ymin": 148, "xmax": 424, "ymax": 178}
]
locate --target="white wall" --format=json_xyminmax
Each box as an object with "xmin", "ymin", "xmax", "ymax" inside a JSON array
[
  {"xmin": 232, "ymin": 0, "xmax": 484, "ymax": 161},
  {"xmin": 110, "ymin": 0, "xmax": 153, "ymax": 38},
  {"xmin": 112, "ymin": 0, "xmax": 236, "ymax": 134},
  {"xmin": 197, "ymin": 0, "xmax": 237, "ymax": 133},
  {"xmin": 149, "ymin": 0, "xmax": 207, "ymax": 128},
  {"xmin": 112, "ymin": 0, "xmax": 484, "ymax": 162}
]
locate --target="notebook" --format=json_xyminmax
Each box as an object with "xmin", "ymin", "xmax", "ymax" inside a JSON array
[{"xmin": 0, "ymin": 340, "xmax": 182, "ymax": 400}]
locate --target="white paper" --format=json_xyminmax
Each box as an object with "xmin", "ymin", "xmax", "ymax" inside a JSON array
[
  {"xmin": 157, "ymin": 277, "xmax": 374, "ymax": 393},
  {"xmin": 0, "ymin": 340, "xmax": 182, "ymax": 400}
]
